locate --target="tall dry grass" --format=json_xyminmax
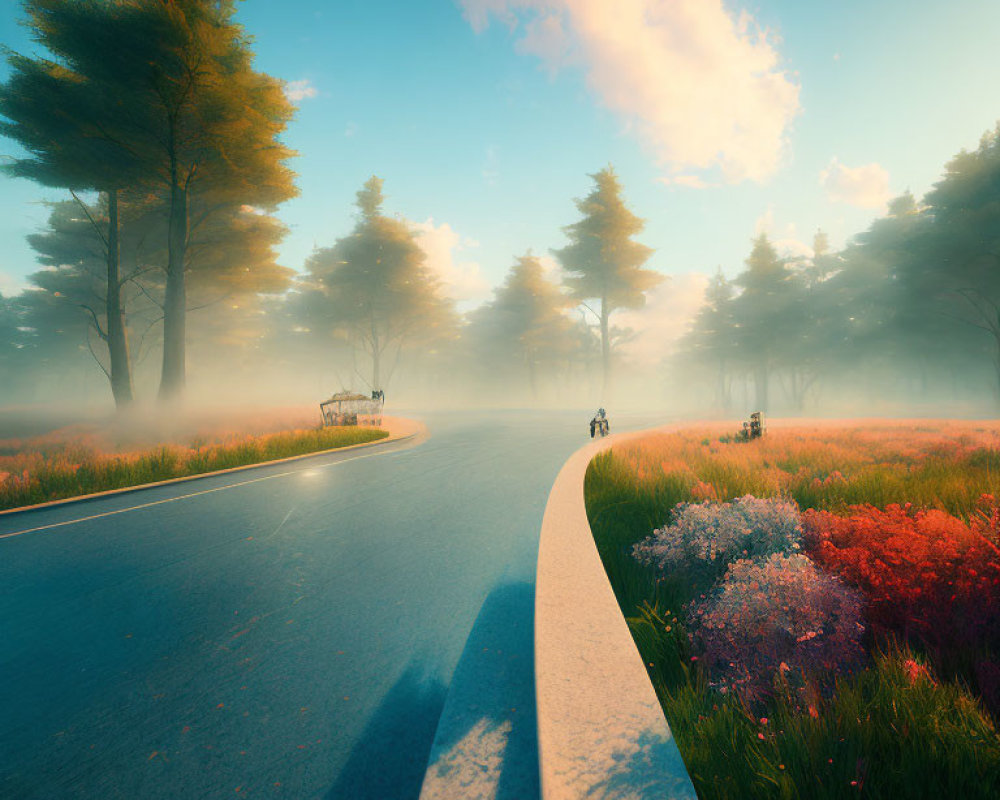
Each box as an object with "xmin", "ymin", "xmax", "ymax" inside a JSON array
[
  {"xmin": 0, "ymin": 414, "xmax": 386, "ymax": 512},
  {"xmin": 614, "ymin": 420, "xmax": 1000, "ymax": 518},
  {"xmin": 586, "ymin": 420, "xmax": 1000, "ymax": 798}
]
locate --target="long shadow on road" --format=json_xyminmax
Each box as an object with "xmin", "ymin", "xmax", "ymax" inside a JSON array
[
  {"xmin": 325, "ymin": 582, "xmax": 540, "ymax": 800},
  {"xmin": 324, "ymin": 662, "xmax": 446, "ymax": 800},
  {"xmin": 418, "ymin": 581, "xmax": 540, "ymax": 800}
]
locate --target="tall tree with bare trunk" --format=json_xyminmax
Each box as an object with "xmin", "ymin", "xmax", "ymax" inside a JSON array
[{"xmin": 554, "ymin": 166, "xmax": 661, "ymax": 400}]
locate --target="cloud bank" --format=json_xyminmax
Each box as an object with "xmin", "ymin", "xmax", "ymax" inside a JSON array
[
  {"xmin": 460, "ymin": 0, "xmax": 801, "ymax": 182},
  {"xmin": 820, "ymin": 158, "xmax": 891, "ymax": 209},
  {"xmin": 614, "ymin": 272, "xmax": 709, "ymax": 366},
  {"xmin": 284, "ymin": 79, "xmax": 318, "ymax": 103},
  {"xmin": 410, "ymin": 218, "xmax": 493, "ymax": 306}
]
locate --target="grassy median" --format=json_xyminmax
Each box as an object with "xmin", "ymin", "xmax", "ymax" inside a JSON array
[
  {"xmin": 585, "ymin": 421, "xmax": 1000, "ymax": 799},
  {"xmin": 0, "ymin": 425, "xmax": 388, "ymax": 511}
]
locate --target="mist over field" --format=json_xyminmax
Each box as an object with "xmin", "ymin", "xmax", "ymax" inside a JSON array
[
  {"xmin": 3, "ymin": 163, "xmax": 998, "ymax": 426},
  {"xmin": 0, "ymin": 0, "xmax": 999, "ymax": 432}
]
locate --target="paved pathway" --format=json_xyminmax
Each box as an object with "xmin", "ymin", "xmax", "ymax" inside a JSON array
[{"xmin": 0, "ymin": 411, "xmax": 651, "ymax": 799}]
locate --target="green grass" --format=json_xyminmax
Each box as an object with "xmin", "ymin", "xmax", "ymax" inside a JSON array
[
  {"xmin": 612, "ymin": 424, "xmax": 1000, "ymax": 519},
  {"xmin": 0, "ymin": 425, "xmax": 388, "ymax": 511},
  {"xmin": 584, "ymin": 434, "xmax": 1000, "ymax": 799},
  {"xmin": 657, "ymin": 648, "xmax": 1000, "ymax": 800}
]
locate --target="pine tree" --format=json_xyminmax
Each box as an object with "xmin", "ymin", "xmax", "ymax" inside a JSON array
[
  {"xmin": 300, "ymin": 177, "xmax": 456, "ymax": 391},
  {"xmin": 466, "ymin": 253, "xmax": 576, "ymax": 396},
  {"xmin": 554, "ymin": 166, "xmax": 661, "ymax": 398}
]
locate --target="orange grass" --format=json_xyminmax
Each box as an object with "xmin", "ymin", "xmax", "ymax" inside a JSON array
[
  {"xmin": 0, "ymin": 408, "xmax": 386, "ymax": 511},
  {"xmin": 586, "ymin": 419, "xmax": 1000, "ymax": 798},
  {"xmin": 613, "ymin": 419, "xmax": 1000, "ymax": 518}
]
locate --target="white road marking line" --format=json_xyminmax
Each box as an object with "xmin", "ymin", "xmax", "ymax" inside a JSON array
[
  {"xmin": 0, "ymin": 447, "xmax": 397, "ymax": 540},
  {"xmin": 263, "ymin": 507, "xmax": 296, "ymax": 540}
]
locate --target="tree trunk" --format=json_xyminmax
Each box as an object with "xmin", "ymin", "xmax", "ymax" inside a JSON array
[
  {"xmin": 105, "ymin": 189, "xmax": 134, "ymax": 410},
  {"xmin": 159, "ymin": 167, "xmax": 188, "ymax": 403},
  {"xmin": 371, "ymin": 315, "xmax": 381, "ymax": 390},
  {"xmin": 716, "ymin": 358, "xmax": 729, "ymax": 411},
  {"xmin": 754, "ymin": 363, "xmax": 769, "ymax": 411},
  {"xmin": 993, "ymin": 333, "xmax": 1000, "ymax": 406},
  {"xmin": 600, "ymin": 296, "xmax": 610, "ymax": 401}
]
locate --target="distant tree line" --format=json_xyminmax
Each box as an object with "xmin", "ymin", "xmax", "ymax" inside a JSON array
[
  {"xmin": 678, "ymin": 126, "xmax": 1000, "ymax": 414},
  {"xmin": 4, "ymin": 3, "xmax": 999, "ymax": 416},
  {"xmin": 0, "ymin": 0, "xmax": 296, "ymax": 408}
]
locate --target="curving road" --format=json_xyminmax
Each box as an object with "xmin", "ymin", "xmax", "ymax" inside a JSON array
[{"xmin": 0, "ymin": 410, "xmax": 663, "ymax": 800}]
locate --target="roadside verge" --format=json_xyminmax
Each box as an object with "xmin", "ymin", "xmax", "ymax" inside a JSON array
[
  {"xmin": 534, "ymin": 427, "xmax": 696, "ymax": 799},
  {"xmin": 0, "ymin": 416, "xmax": 425, "ymax": 517}
]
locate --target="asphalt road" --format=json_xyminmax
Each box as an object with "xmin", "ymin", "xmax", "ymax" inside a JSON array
[{"xmin": 0, "ymin": 410, "xmax": 663, "ymax": 800}]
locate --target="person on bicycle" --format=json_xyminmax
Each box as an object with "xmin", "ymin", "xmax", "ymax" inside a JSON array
[{"xmin": 590, "ymin": 408, "xmax": 610, "ymax": 438}]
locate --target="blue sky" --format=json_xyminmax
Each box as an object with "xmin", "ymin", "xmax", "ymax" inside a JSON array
[{"xmin": 2, "ymin": 0, "xmax": 999, "ymax": 328}]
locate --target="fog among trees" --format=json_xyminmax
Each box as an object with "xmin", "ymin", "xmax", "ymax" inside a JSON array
[{"xmin": 2, "ymin": 1, "xmax": 1000, "ymax": 419}]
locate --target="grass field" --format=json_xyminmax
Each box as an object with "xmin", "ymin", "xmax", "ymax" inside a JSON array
[
  {"xmin": 0, "ymin": 411, "xmax": 387, "ymax": 511},
  {"xmin": 586, "ymin": 420, "xmax": 1000, "ymax": 799}
]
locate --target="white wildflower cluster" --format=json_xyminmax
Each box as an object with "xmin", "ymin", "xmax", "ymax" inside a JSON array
[{"xmin": 632, "ymin": 495, "xmax": 803, "ymax": 576}]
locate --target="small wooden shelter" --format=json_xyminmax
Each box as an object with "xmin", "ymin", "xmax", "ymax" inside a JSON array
[
  {"xmin": 320, "ymin": 391, "xmax": 383, "ymax": 427},
  {"xmin": 738, "ymin": 411, "xmax": 765, "ymax": 441}
]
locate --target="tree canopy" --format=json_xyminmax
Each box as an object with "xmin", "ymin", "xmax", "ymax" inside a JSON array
[
  {"xmin": 465, "ymin": 252, "xmax": 577, "ymax": 396},
  {"xmin": 554, "ymin": 166, "xmax": 662, "ymax": 397},
  {"xmin": 298, "ymin": 176, "xmax": 456, "ymax": 391}
]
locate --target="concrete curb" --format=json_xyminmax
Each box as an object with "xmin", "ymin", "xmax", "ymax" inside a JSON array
[
  {"xmin": 534, "ymin": 427, "xmax": 696, "ymax": 800},
  {"xmin": 0, "ymin": 419, "xmax": 426, "ymax": 518}
]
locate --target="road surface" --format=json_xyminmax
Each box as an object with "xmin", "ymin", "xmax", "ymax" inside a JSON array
[{"xmin": 0, "ymin": 410, "xmax": 663, "ymax": 799}]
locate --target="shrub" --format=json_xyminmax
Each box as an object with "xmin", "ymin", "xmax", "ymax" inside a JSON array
[
  {"xmin": 803, "ymin": 502, "xmax": 1000, "ymax": 648},
  {"xmin": 633, "ymin": 495, "xmax": 803, "ymax": 591},
  {"xmin": 687, "ymin": 553, "xmax": 865, "ymax": 703},
  {"xmin": 803, "ymin": 501, "xmax": 1000, "ymax": 717}
]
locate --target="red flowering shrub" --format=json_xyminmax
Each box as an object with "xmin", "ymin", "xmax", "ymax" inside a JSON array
[{"xmin": 802, "ymin": 500, "xmax": 1000, "ymax": 716}]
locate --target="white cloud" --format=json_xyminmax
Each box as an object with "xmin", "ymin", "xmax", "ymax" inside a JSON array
[
  {"xmin": 773, "ymin": 237, "xmax": 813, "ymax": 260},
  {"xmin": 516, "ymin": 13, "xmax": 574, "ymax": 74},
  {"xmin": 536, "ymin": 253, "xmax": 563, "ymax": 281},
  {"xmin": 613, "ymin": 272, "xmax": 709, "ymax": 366},
  {"xmin": 284, "ymin": 79, "xmax": 318, "ymax": 103},
  {"xmin": 657, "ymin": 174, "xmax": 713, "ymax": 189},
  {"xmin": 409, "ymin": 218, "xmax": 493, "ymax": 306},
  {"xmin": 820, "ymin": 157, "xmax": 891, "ymax": 209},
  {"xmin": 754, "ymin": 204, "xmax": 775, "ymax": 236},
  {"xmin": 459, "ymin": 0, "xmax": 801, "ymax": 182},
  {"xmin": 0, "ymin": 270, "xmax": 25, "ymax": 297}
]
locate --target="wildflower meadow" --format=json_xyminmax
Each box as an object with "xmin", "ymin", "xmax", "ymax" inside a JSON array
[{"xmin": 586, "ymin": 421, "xmax": 1000, "ymax": 798}]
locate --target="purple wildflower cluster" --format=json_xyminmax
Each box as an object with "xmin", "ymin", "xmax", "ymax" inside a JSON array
[
  {"xmin": 688, "ymin": 553, "xmax": 865, "ymax": 701},
  {"xmin": 633, "ymin": 495, "xmax": 865, "ymax": 702}
]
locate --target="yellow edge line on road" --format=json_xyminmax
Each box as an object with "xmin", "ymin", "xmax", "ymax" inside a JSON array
[{"xmin": 0, "ymin": 431, "xmax": 421, "ymax": 540}]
